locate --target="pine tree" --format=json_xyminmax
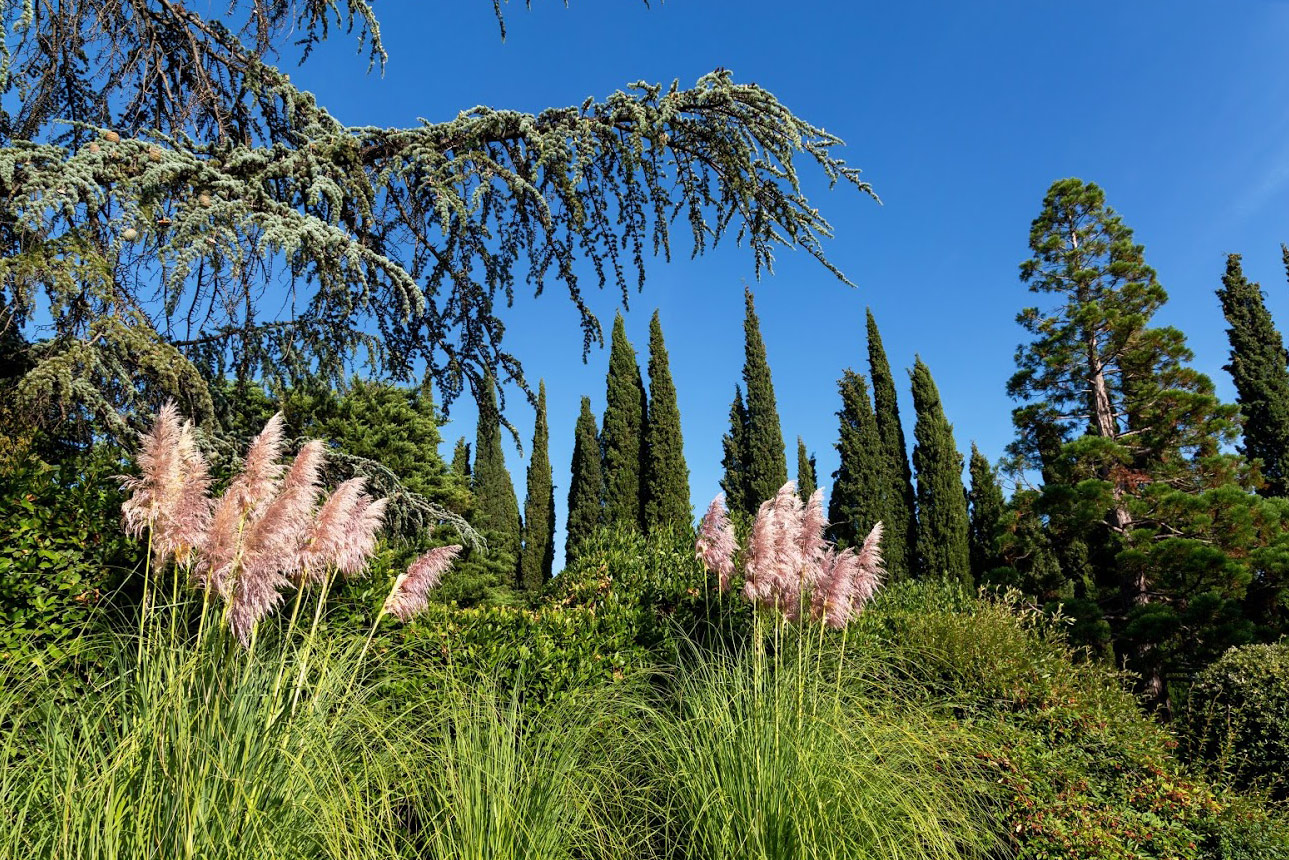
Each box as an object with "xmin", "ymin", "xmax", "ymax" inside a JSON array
[
  {"xmin": 1009, "ymin": 177, "xmax": 1261, "ymax": 703},
  {"xmin": 471, "ymin": 375, "xmax": 522, "ymax": 582},
  {"xmin": 828, "ymin": 370, "xmax": 885, "ymax": 548},
  {"xmin": 911, "ymin": 357, "xmax": 970, "ymax": 584},
  {"xmin": 796, "ymin": 437, "xmax": 817, "ymax": 503},
  {"xmin": 967, "ymin": 443, "xmax": 1006, "ymax": 579},
  {"xmin": 520, "ymin": 381, "xmax": 555, "ymax": 590},
  {"xmin": 644, "ymin": 310, "xmax": 691, "ymax": 531},
  {"xmin": 867, "ymin": 309, "xmax": 917, "ymax": 580},
  {"xmin": 601, "ymin": 312, "xmax": 648, "ymax": 532},
  {"xmin": 566, "ymin": 396, "xmax": 603, "ymax": 564},
  {"xmin": 1217, "ymin": 253, "xmax": 1289, "ymax": 497},
  {"xmin": 741, "ymin": 288, "xmax": 788, "ymax": 507}
]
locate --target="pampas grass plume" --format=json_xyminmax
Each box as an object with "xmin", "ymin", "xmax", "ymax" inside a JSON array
[
  {"xmin": 384, "ymin": 545, "xmax": 462, "ymax": 622},
  {"xmin": 695, "ymin": 495, "xmax": 738, "ymax": 593}
]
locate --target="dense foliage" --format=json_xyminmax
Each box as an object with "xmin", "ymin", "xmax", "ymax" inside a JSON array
[{"xmin": 911, "ymin": 357, "xmax": 970, "ymax": 584}]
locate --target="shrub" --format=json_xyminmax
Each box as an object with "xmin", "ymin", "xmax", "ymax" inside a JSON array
[
  {"xmin": 1179, "ymin": 642, "xmax": 1289, "ymax": 799},
  {"xmin": 855, "ymin": 582, "xmax": 1289, "ymax": 860},
  {"xmin": 0, "ymin": 449, "xmax": 141, "ymax": 662}
]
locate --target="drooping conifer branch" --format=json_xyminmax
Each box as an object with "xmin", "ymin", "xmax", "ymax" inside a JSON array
[{"xmin": 1, "ymin": 2, "xmax": 875, "ymax": 439}]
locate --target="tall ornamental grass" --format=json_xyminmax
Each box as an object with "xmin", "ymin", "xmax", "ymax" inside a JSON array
[{"xmin": 637, "ymin": 639, "xmax": 998, "ymax": 860}]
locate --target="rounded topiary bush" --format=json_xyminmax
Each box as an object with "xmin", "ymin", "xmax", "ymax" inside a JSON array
[{"xmin": 1180, "ymin": 641, "xmax": 1289, "ymax": 798}]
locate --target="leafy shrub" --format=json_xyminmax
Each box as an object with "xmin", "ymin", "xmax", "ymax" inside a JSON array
[
  {"xmin": 855, "ymin": 582, "xmax": 1289, "ymax": 860},
  {"xmin": 1179, "ymin": 642, "xmax": 1289, "ymax": 799},
  {"xmin": 0, "ymin": 449, "xmax": 142, "ymax": 662}
]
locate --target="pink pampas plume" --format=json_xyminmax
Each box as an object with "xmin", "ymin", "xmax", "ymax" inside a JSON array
[
  {"xmin": 384, "ymin": 545, "xmax": 462, "ymax": 622},
  {"xmin": 120, "ymin": 402, "xmax": 212, "ymax": 566},
  {"xmin": 811, "ymin": 547, "xmax": 859, "ymax": 628},
  {"xmin": 336, "ymin": 493, "xmax": 388, "ymax": 577},
  {"xmin": 224, "ymin": 412, "xmax": 286, "ymax": 519},
  {"xmin": 695, "ymin": 495, "xmax": 738, "ymax": 593},
  {"xmin": 294, "ymin": 478, "xmax": 368, "ymax": 585},
  {"xmin": 240, "ymin": 441, "xmax": 326, "ymax": 584},
  {"xmin": 797, "ymin": 487, "xmax": 829, "ymax": 569},
  {"xmin": 850, "ymin": 521, "xmax": 885, "ymax": 610}
]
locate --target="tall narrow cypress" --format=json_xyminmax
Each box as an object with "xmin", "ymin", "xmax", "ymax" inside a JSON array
[
  {"xmin": 741, "ymin": 288, "xmax": 788, "ymax": 507},
  {"xmin": 644, "ymin": 310, "xmax": 691, "ymax": 530},
  {"xmin": 451, "ymin": 436, "xmax": 471, "ymax": 483},
  {"xmin": 796, "ymin": 437, "xmax": 817, "ymax": 502},
  {"xmin": 1217, "ymin": 253, "xmax": 1289, "ymax": 497},
  {"xmin": 566, "ymin": 396, "xmax": 602, "ymax": 564},
  {"xmin": 910, "ymin": 357, "xmax": 970, "ymax": 584},
  {"xmin": 967, "ymin": 443, "xmax": 1006, "ymax": 579},
  {"xmin": 471, "ymin": 375, "xmax": 522, "ymax": 576},
  {"xmin": 601, "ymin": 312, "xmax": 648, "ymax": 532},
  {"xmin": 828, "ymin": 369, "xmax": 885, "ymax": 547},
  {"xmin": 720, "ymin": 387, "xmax": 751, "ymax": 514},
  {"xmin": 867, "ymin": 309, "xmax": 916, "ymax": 580},
  {"xmin": 520, "ymin": 381, "xmax": 555, "ymax": 590}
]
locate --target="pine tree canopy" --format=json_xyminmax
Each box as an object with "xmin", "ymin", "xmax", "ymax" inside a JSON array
[
  {"xmin": 644, "ymin": 310, "xmax": 691, "ymax": 531},
  {"xmin": 1007, "ymin": 177, "xmax": 1267, "ymax": 704},
  {"xmin": 601, "ymin": 313, "xmax": 648, "ymax": 532},
  {"xmin": 828, "ymin": 370, "xmax": 884, "ymax": 549},
  {"xmin": 720, "ymin": 386, "xmax": 751, "ymax": 515},
  {"xmin": 866, "ymin": 308, "xmax": 916, "ymax": 580},
  {"xmin": 565, "ymin": 395, "xmax": 603, "ymax": 564},
  {"xmin": 1217, "ymin": 253, "xmax": 1289, "ymax": 497},
  {"xmin": 796, "ymin": 437, "xmax": 817, "ymax": 503},
  {"xmin": 0, "ymin": 0, "xmax": 873, "ymax": 444},
  {"xmin": 910, "ymin": 357, "xmax": 970, "ymax": 584},
  {"xmin": 520, "ymin": 380, "xmax": 555, "ymax": 590},
  {"xmin": 740, "ymin": 288, "xmax": 788, "ymax": 508}
]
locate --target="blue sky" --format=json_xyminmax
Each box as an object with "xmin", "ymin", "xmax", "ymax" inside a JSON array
[{"xmin": 291, "ymin": 1, "xmax": 1289, "ymax": 567}]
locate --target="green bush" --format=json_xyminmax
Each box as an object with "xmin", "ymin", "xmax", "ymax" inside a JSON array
[
  {"xmin": 0, "ymin": 449, "xmax": 142, "ymax": 662},
  {"xmin": 1179, "ymin": 642, "xmax": 1289, "ymax": 800},
  {"xmin": 855, "ymin": 582, "xmax": 1289, "ymax": 860}
]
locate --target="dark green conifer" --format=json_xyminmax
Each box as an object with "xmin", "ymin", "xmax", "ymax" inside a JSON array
[
  {"xmin": 644, "ymin": 310, "xmax": 691, "ymax": 530},
  {"xmin": 471, "ymin": 375, "xmax": 522, "ymax": 579},
  {"xmin": 720, "ymin": 387, "xmax": 751, "ymax": 514},
  {"xmin": 867, "ymin": 309, "xmax": 916, "ymax": 579},
  {"xmin": 796, "ymin": 437, "xmax": 817, "ymax": 502},
  {"xmin": 451, "ymin": 436, "xmax": 472, "ymax": 485},
  {"xmin": 910, "ymin": 357, "xmax": 970, "ymax": 584},
  {"xmin": 566, "ymin": 396, "xmax": 603, "ymax": 564},
  {"xmin": 601, "ymin": 312, "xmax": 648, "ymax": 532},
  {"xmin": 520, "ymin": 381, "xmax": 555, "ymax": 590},
  {"xmin": 741, "ymin": 288, "xmax": 788, "ymax": 507},
  {"xmin": 967, "ymin": 443, "xmax": 1006, "ymax": 579},
  {"xmin": 1217, "ymin": 253, "xmax": 1289, "ymax": 497},
  {"xmin": 828, "ymin": 370, "xmax": 885, "ymax": 548}
]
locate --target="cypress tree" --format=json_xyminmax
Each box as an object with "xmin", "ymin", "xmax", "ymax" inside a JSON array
[
  {"xmin": 796, "ymin": 437, "xmax": 817, "ymax": 502},
  {"xmin": 451, "ymin": 436, "xmax": 472, "ymax": 483},
  {"xmin": 720, "ymin": 386, "xmax": 751, "ymax": 514},
  {"xmin": 828, "ymin": 370, "xmax": 885, "ymax": 548},
  {"xmin": 867, "ymin": 309, "xmax": 916, "ymax": 580},
  {"xmin": 741, "ymin": 288, "xmax": 788, "ymax": 507},
  {"xmin": 470, "ymin": 375, "xmax": 522, "ymax": 583},
  {"xmin": 644, "ymin": 310, "xmax": 692, "ymax": 530},
  {"xmin": 566, "ymin": 396, "xmax": 603, "ymax": 563},
  {"xmin": 910, "ymin": 357, "xmax": 970, "ymax": 584},
  {"xmin": 601, "ymin": 312, "xmax": 648, "ymax": 532},
  {"xmin": 1217, "ymin": 253, "xmax": 1289, "ymax": 497},
  {"xmin": 520, "ymin": 381, "xmax": 555, "ymax": 590},
  {"xmin": 967, "ymin": 443, "xmax": 1006, "ymax": 579}
]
